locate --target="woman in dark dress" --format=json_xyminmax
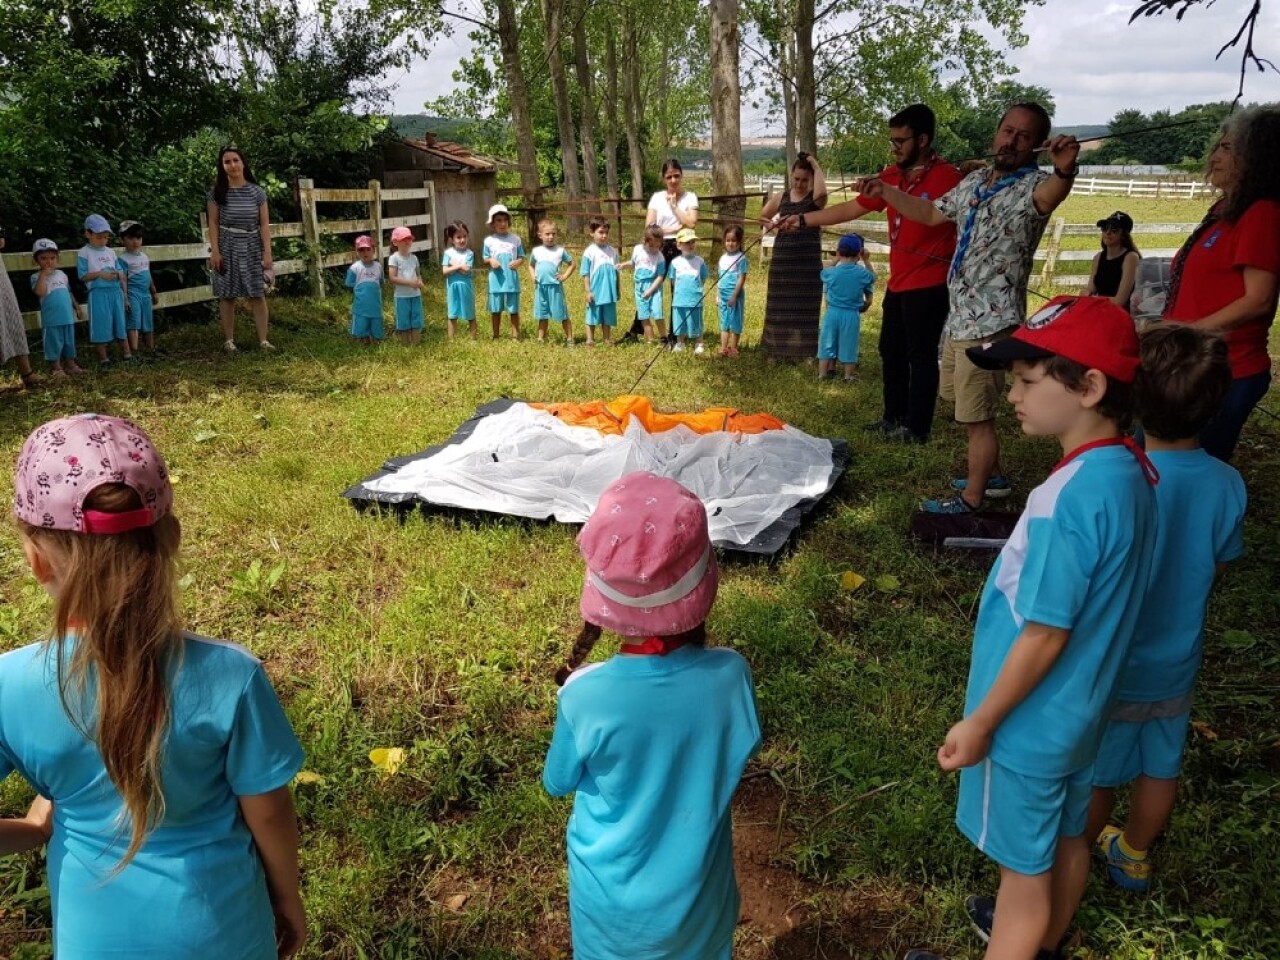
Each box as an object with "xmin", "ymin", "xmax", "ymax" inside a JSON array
[
  {"xmin": 207, "ymin": 146, "xmax": 275, "ymax": 352},
  {"xmin": 760, "ymin": 154, "xmax": 828, "ymax": 359}
]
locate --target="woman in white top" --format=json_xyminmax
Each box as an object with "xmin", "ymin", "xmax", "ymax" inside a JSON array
[{"xmin": 639, "ymin": 159, "xmax": 699, "ymax": 338}]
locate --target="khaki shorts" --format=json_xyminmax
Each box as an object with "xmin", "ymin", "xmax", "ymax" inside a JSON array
[{"xmin": 939, "ymin": 328, "xmax": 1016, "ymax": 423}]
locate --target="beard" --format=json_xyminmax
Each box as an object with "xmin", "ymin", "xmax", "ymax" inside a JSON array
[
  {"xmin": 896, "ymin": 144, "xmax": 922, "ymax": 170},
  {"xmin": 993, "ymin": 148, "xmax": 1030, "ymax": 171}
]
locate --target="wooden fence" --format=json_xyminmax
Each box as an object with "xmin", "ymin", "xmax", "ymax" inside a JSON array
[
  {"xmin": 751, "ymin": 174, "xmax": 1214, "ymax": 201},
  {"xmin": 2, "ymin": 179, "xmax": 436, "ymax": 331}
]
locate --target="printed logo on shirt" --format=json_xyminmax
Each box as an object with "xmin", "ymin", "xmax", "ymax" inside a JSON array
[{"xmin": 1202, "ymin": 229, "xmax": 1222, "ymax": 249}]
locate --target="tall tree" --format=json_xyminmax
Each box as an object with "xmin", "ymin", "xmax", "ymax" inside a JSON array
[
  {"xmin": 571, "ymin": 0, "xmax": 600, "ymax": 202},
  {"xmin": 709, "ymin": 0, "xmax": 745, "ymax": 256},
  {"xmin": 621, "ymin": 8, "xmax": 647, "ymax": 198},
  {"xmin": 540, "ymin": 0, "xmax": 584, "ymax": 215},
  {"xmin": 603, "ymin": 22, "xmax": 621, "ymax": 198}
]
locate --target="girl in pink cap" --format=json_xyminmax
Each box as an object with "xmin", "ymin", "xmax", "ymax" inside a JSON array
[
  {"xmin": 544, "ymin": 471, "xmax": 762, "ymax": 960},
  {"xmin": 387, "ymin": 226, "xmax": 424, "ymax": 344},
  {"xmin": 1, "ymin": 414, "xmax": 306, "ymax": 959}
]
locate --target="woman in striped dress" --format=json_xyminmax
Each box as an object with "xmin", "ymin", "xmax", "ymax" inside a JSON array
[
  {"xmin": 760, "ymin": 154, "xmax": 828, "ymax": 360},
  {"xmin": 207, "ymin": 147, "xmax": 275, "ymax": 352},
  {"xmin": 0, "ymin": 233, "xmax": 39, "ymax": 387}
]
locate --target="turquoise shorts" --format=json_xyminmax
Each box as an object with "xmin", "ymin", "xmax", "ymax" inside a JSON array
[
  {"xmin": 672, "ymin": 305, "xmax": 703, "ymax": 338},
  {"xmin": 586, "ymin": 301, "xmax": 617, "ymax": 328},
  {"xmin": 488, "ymin": 291, "xmax": 519, "ymax": 315},
  {"xmin": 446, "ymin": 282, "xmax": 475, "ymax": 321},
  {"xmin": 350, "ymin": 312, "xmax": 384, "ymax": 340},
  {"xmin": 957, "ymin": 758, "xmax": 1092, "ymax": 875},
  {"xmin": 88, "ymin": 288, "xmax": 126, "ymax": 343},
  {"xmin": 635, "ymin": 286, "xmax": 663, "ymax": 321},
  {"xmin": 394, "ymin": 296, "xmax": 424, "ymax": 332},
  {"xmin": 42, "ymin": 324, "xmax": 77, "ymax": 361},
  {"xmin": 1093, "ymin": 709, "xmax": 1191, "ymax": 786},
  {"xmin": 535, "ymin": 284, "xmax": 568, "ymax": 321},
  {"xmin": 718, "ymin": 295, "xmax": 744, "ymax": 334},
  {"xmin": 126, "ymin": 291, "xmax": 154, "ymax": 333},
  {"xmin": 818, "ymin": 308, "xmax": 862, "ymax": 363}
]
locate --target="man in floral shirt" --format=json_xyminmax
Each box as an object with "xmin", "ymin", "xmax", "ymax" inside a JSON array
[{"xmin": 860, "ymin": 102, "xmax": 1080, "ymax": 513}]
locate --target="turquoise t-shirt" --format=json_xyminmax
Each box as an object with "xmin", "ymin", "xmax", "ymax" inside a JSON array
[
  {"xmin": 1117, "ymin": 449, "xmax": 1246, "ymax": 701},
  {"xmin": 30, "ymin": 270, "xmax": 77, "ymax": 327},
  {"xmin": 0, "ymin": 633, "xmax": 304, "ymax": 959},
  {"xmin": 669, "ymin": 254, "xmax": 708, "ymax": 308},
  {"xmin": 345, "ymin": 260, "xmax": 383, "ymax": 316},
  {"xmin": 531, "ymin": 245, "xmax": 572, "ymax": 285},
  {"xmin": 482, "ymin": 233, "xmax": 524, "ymax": 294},
  {"xmin": 716, "ymin": 252, "xmax": 748, "ymax": 297},
  {"xmin": 544, "ymin": 645, "xmax": 761, "ymax": 960},
  {"xmin": 580, "ymin": 243, "xmax": 620, "ymax": 305},
  {"xmin": 630, "ymin": 244, "xmax": 666, "ymax": 289},
  {"xmin": 119, "ymin": 250, "xmax": 152, "ymax": 295},
  {"xmin": 964, "ymin": 446, "xmax": 1158, "ymax": 777},
  {"xmin": 820, "ymin": 261, "xmax": 875, "ymax": 311},
  {"xmin": 76, "ymin": 245, "xmax": 125, "ymax": 293}
]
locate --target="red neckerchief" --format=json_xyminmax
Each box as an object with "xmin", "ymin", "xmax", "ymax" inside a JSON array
[
  {"xmin": 888, "ymin": 154, "xmax": 939, "ymax": 244},
  {"xmin": 1053, "ymin": 437, "xmax": 1159, "ymax": 485},
  {"xmin": 620, "ymin": 636, "xmax": 689, "ymax": 656}
]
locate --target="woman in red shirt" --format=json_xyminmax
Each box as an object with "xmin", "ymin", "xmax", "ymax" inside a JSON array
[{"xmin": 1164, "ymin": 105, "xmax": 1280, "ymax": 461}]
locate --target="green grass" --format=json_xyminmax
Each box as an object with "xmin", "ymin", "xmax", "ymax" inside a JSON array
[{"xmin": 0, "ymin": 192, "xmax": 1277, "ymax": 959}]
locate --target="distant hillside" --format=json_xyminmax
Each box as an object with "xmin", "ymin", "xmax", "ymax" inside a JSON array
[
  {"xmin": 389, "ymin": 115, "xmax": 479, "ymax": 142},
  {"xmin": 1054, "ymin": 124, "xmax": 1110, "ymax": 140}
]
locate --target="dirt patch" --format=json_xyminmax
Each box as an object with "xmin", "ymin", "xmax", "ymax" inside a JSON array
[{"xmin": 734, "ymin": 776, "xmax": 911, "ymax": 959}]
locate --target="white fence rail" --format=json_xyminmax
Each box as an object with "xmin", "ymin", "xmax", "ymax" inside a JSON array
[{"xmin": 751, "ymin": 174, "xmax": 1214, "ymax": 201}]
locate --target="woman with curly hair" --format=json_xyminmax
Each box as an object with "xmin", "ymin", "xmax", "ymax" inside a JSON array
[
  {"xmin": 207, "ymin": 146, "xmax": 275, "ymax": 352},
  {"xmin": 1163, "ymin": 105, "xmax": 1280, "ymax": 461}
]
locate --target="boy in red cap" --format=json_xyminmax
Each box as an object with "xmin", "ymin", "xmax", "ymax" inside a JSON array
[{"xmin": 907, "ymin": 296, "xmax": 1160, "ymax": 960}]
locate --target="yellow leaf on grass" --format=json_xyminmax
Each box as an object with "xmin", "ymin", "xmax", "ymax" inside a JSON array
[
  {"xmin": 293, "ymin": 770, "xmax": 325, "ymax": 786},
  {"xmin": 840, "ymin": 571, "xmax": 866, "ymax": 592},
  {"xmin": 369, "ymin": 747, "xmax": 406, "ymax": 775}
]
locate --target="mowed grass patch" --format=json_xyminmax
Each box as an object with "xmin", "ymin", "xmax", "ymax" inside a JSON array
[{"xmin": 0, "ymin": 200, "xmax": 1277, "ymax": 959}]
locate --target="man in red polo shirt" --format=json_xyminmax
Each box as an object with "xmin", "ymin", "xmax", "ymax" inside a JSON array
[{"xmin": 784, "ymin": 104, "xmax": 961, "ymax": 444}]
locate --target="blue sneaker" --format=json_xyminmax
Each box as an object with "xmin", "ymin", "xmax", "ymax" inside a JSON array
[
  {"xmin": 1101, "ymin": 830, "xmax": 1151, "ymax": 892},
  {"xmin": 950, "ymin": 474, "xmax": 1012, "ymax": 498},
  {"xmin": 921, "ymin": 493, "xmax": 979, "ymax": 514},
  {"xmin": 966, "ymin": 893, "xmax": 1069, "ymax": 955}
]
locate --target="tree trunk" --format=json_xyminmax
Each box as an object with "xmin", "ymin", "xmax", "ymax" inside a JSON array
[
  {"xmin": 794, "ymin": 0, "xmax": 817, "ymax": 153},
  {"xmin": 571, "ymin": 0, "xmax": 600, "ymax": 207},
  {"xmin": 603, "ymin": 22, "xmax": 621, "ymax": 199},
  {"xmin": 657, "ymin": 32, "xmax": 670, "ymax": 153},
  {"xmin": 709, "ymin": 0, "xmax": 745, "ymax": 261},
  {"xmin": 495, "ymin": 0, "xmax": 541, "ymax": 198},
  {"xmin": 622, "ymin": 10, "xmax": 646, "ymax": 199},
  {"xmin": 540, "ymin": 0, "xmax": 583, "ymax": 228}
]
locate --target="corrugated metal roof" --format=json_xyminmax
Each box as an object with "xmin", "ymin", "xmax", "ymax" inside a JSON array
[{"xmin": 401, "ymin": 136, "xmax": 504, "ymax": 172}]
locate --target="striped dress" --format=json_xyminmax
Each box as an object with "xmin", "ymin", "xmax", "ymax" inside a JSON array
[
  {"xmin": 0, "ymin": 259, "xmax": 30, "ymax": 364},
  {"xmin": 209, "ymin": 183, "xmax": 269, "ymax": 299},
  {"xmin": 761, "ymin": 191, "xmax": 823, "ymax": 359}
]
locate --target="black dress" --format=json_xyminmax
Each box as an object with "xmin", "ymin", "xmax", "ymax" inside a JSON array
[{"xmin": 762, "ymin": 192, "xmax": 823, "ymax": 359}]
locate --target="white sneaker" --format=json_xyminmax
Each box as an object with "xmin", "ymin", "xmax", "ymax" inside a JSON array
[
  {"xmin": 259, "ymin": 340, "xmax": 276, "ymax": 352},
  {"xmin": 223, "ymin": 340, "xmax": 238, "ymax": 353},
  {"xmin": 693, "ymin": 342, "xmax": 705, "ymax": 355},
  {"xmin": 672, "ymin": 342, "xmax": 686, "ymax": 352}
]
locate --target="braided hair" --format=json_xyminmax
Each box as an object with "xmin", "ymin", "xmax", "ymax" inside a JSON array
[{"xmin": 554, "ymin": 622, "xmax": 709, "ymax": 686}]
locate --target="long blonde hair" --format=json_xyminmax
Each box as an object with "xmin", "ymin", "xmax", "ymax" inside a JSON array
[{"xmin": 19, "ymin": 483, "xmax": 183, "ymax": 868}]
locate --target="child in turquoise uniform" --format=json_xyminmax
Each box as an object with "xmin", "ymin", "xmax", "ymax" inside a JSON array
[
  {"xmin": 119, "ymin": 221, "xmax": 160, "ymax": 354},
  {"xmin": 627, "ymin": 224, "xmax": 667, "ymax": 342},
  {"xmin": 580, "ymin": 216, "xmax": 620, "ymax": 345},
  {"xmin": 1, "ymin": 413, "xmax": 306, "ymax": 959},
  {"xmin": 31, "ymin": 239, "xmax": 84, "ymax": 377},
  {"xmin": 387, "ymin": 226, "xmax": 424, "ymax": 345},
  {"xmin": 529, "ymin": 219, "xmax": 575, "ymax": 345},
  {"xmin": 483, "ymin": 204, "xmax": 524, "ymax": 340},
  {"xmin": 907, "ymin": 297, "xmax": 1159, "ymax": 960},
  {"xmin": 818, "ymin": 234, "xmax": 876, "ymax": 381},
  {"xmin": 669, "ymin": 227, "xmax": 709, "ymax": 354},
  {"xmin": 716, "ymin": 224, "xmax": 748, "ymax": 357},
  {"xmin": 77, "ymin": 213, "xmax": 132, "ymax": 368},
  {"xmin": 441, "ymin": 220, "xmax": 476, "ymax": 340},
  {"xmin": 1089, "ymin": 324, "xmax": 1246, "ymax": 893},
  {"xmin": 545, "ymin": 471, "xmax": 762, "ymax": 960},
  {"xmin": 346, "ymin": 235, "xmax": 384, "ymax": 343}
]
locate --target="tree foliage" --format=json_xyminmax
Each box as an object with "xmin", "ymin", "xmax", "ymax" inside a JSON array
[{"xmin": 1082, "ymin": 101, "xmax": 1234, "ymax": 167}]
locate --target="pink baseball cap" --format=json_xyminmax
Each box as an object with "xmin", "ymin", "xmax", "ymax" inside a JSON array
[
  {"xmin": 577, "ymin": 472, "xmax": 718, "ymax": 637},
  {"xmin": 354, "ymin": 235, "xmax": 374, "ymax": 250},
  {"xmin": 390, "ymin": 226, "xmax": 413, "ymax": 244},
  {"xmin": 13, "ymin": 414, "xmax": 173, "ymax": 535}
]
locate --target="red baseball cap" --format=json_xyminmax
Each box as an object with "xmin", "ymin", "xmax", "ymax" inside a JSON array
[{"xmin": 966, "ymin": 296, "xmax": 1141, "ymax": 383}]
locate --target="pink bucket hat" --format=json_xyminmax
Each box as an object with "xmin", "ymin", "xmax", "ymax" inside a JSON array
[
  {"xmin": 390, "ymin": 226, "xmax": 414, "ymax": 244},
  {"xmin": 577, "ymin": 472, "xmax": 718, "ymax": 637},
  {"xmin": 13, "ymin": 414, "xmax": 173, "ymax": 535},
  {"xmin": 354, "ymin": 235, "xmax": 374, "ymax": 250}
]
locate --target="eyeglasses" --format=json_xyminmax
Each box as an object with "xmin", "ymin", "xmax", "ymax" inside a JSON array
[{"xmin": 888, "ymin": 136, "xmax": 917, "ymax": 148}]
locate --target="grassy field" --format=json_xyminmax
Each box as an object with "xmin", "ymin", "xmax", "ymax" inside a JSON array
[{"xmin": 1, "ymin": 193, "xmax": 1277, "ymax": 959}]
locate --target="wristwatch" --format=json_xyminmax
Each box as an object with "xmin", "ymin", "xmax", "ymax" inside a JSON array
[
  {"xmin": 1053, "ymin": 163, "xmax": 1079, "ymax": 180},
  {"xmin": 798, "ymin": 213, "xmax": 807, "ymax": 228}
]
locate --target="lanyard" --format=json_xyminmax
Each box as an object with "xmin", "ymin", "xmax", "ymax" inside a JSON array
[
  {"xmin": 1164, "ymin": 201, "xmax": 1223, "ymax": 317},
  {"xmin": 887, "ymin": 155, "xmax": 939, "ymax": 245},
  {"xmin": 1053, "ymin": 437, "xmax": 1159, "ymax": 485},
  {"xmin": 620, "ymin": 636, "xmax": 689, "ymax": 656},
  {"xmin": 949, "ymin": 165, "xmax": 1039, "ymax": 281}
]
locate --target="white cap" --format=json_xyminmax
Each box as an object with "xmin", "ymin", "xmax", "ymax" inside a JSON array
[
  {"xmin": 487, "ymin": 203, "xmax": 510, "ymax": 223},
  {"xmin": 32, "ymin": 238, "xmax": 58, "ymax": 254}
]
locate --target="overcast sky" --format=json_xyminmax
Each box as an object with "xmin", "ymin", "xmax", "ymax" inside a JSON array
[{"xmin": 389, "ymin": 0, "xmax": 1280, "ymax": 128}]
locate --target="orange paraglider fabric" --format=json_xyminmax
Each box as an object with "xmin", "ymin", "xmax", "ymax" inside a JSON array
[{"xmin": 530, "ymin": 395, "xmax": 784, "ymax": 436}]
